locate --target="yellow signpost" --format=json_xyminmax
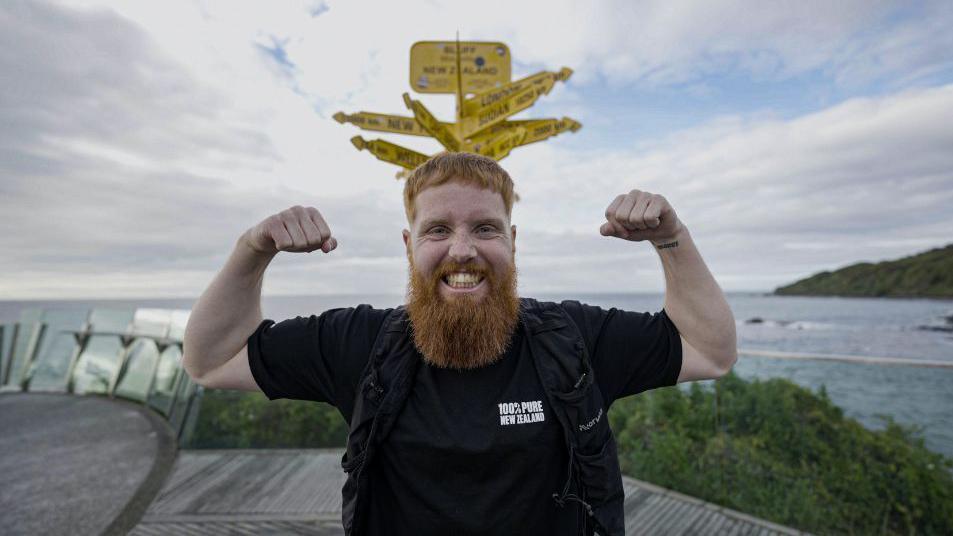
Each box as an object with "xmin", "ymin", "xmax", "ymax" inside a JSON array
[
  {"xmin": 337, "ymin": 39, "xmax": 581, "ymax": 178},
  {"xmin": 461, "ymin": 68, "xmax": 572, "ymax": 117},
  {"xmin": 475, "ymin": 126, "xmax": 526, "ymax": 160},
  {"xmin": 333, "ymin": 111, "xmax": 434, "ymax": 137},
  {"xmin": 467, "ymin": 117, "xmax": 582, "ymax": 149},
  {"xmin": 410, "ymin": 41, "xmax": 511, "ymax": 94},
  {"xmin": 402, "ymin": 93, "xmax": 461, "ymax": 151},
  {"xmin": 350, "ymin": 136, "xmax": 429, "ymax": 170}
]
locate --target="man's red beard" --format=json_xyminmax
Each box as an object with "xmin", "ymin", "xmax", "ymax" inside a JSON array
[{"xmin": 405, "ymin": 255, "xmax": 520, "ymax": 370}]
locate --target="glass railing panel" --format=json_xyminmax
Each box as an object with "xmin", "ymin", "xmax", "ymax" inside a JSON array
[
  {"xmin": 27, "ymin": 309, "xmax": 89, "ymax": 392},
  {"xmin": 166, "ymin": 310, "xmax": 190, "ymax": 341},
  {"xmin": 88, "ymin": 308, "xmax": 136, "ymax": 333},
  {"xmin": 71, "ymin": 334, "xmax": 124, "ymax": 395},
  {"xmin": 4, "ymin": 308, "xmax": 43, "ymax": 387},
  {"xmin": 168, "ymin": 374, "xmax": 197, "ymax": 435},
  {"xmin": 148, "ymin": 347, "xmax": 182, "ymax": 417},
  {"xmin": 131, "ymin": 308, "xmax": 175, "ymax": 338},
  {"xmin": 113, "ymin": 339, "xmax": 160, "ymax": 402},
  {"xmin": 0, "ymin": 324, "xmax": 13, "ymax": 385},
  {"xmin": 70, "ymin": 308, "xmax": 142, "ymax": 395},
  {"xmin": 178, "ymin": 386, "xmax": 204, "ymax": 447}
]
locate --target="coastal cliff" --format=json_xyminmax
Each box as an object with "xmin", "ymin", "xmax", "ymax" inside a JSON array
[{"xmin": 774, "ymin": 243, "xmax": 953, "ymax": 298}]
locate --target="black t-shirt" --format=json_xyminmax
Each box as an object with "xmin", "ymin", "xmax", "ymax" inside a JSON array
[{"xmin": 247, "ymin": 300, "xmax": 682, "ymax": 535}]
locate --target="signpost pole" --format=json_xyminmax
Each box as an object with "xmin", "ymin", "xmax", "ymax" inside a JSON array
[{"xmin": 455, "ymin": 32, "xmax": 464, "ymax": 144}]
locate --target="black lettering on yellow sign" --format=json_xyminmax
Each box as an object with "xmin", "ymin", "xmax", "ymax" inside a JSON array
[
  {"xmin": 386, "ymin": 117, "xmax": 417, "ymax": 132},
  {"xmin": 441, "ymin": 45, "xmax": 477, "ymax": 54},
  {"xmin": 478, "ymin": 101, "xmax": 510, "ymax": 126},
  {"xmin": 533, "ymin": 124, "xmax": 553, "ymax": 136},
  {"xmin": 423, "ymin": 65, "xmax": 501, "ymax": 76},
  {"xmin": 479, "ymin": 91, "xmax": 506, "ymax": 107},
  {"xmin": 395, "ymin": 148, "xmax": 427, "ymax": 167}
]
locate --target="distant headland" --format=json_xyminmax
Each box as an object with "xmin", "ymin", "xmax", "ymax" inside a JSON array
[{"xmin": 773, "ymin": 243, "xmax": 953, "ymax": 299}]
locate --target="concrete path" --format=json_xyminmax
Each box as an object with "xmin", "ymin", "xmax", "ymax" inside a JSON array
[{"xmin": 0, "ymin": 392, "xmax": 176, "ymax": 536}]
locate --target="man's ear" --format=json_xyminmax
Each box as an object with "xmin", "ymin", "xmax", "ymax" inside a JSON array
[
  {"xmin": 510, "ymin": 224, "xmax": 517, "ymax": 253},
  {"xmin": 402, "ymin": 229, "xmax": 411, "ymax": 256}
]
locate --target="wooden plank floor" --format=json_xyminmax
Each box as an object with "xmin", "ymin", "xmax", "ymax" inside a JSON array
[{"xmin": 131, "ymin": 449, "xmax": 808, "ymax": 535}]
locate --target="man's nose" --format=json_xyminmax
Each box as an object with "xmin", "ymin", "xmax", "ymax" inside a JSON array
[{"xmin": 448, "ymin": 233, "xmax": 476, "ymax": 262}]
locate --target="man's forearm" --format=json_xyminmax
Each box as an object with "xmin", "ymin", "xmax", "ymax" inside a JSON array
[
  {"xmin": 654, "ymin": 225, "xmax": 737, "ymax": 368},
  {"xmin": 183, "ymin": 230, "xmax": 276, "ymax": 379}
]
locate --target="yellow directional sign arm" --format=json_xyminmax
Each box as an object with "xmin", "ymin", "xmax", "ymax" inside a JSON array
[
  {"xmin": 475, "ymin": 127, "xmax": 526, "ymax": 161},
  {"xmin": 402, "ymin": 93, "xmax": 461, "ymax": 151},
  {"xmin": 350, "ymin": 136, "xmax": 429, "ymax": 170},
  {"xmin": 460, "ymin": 84, "xmax": 542, "ymax": 139},
  {"xmin": 462, "ymin": 67, "xmax": 573, "ymax": 117},
  {"xmin": 463, "ymin": 117, "xmax": 577, "ymax": 147},
  {"xmin": 515, "ymin": 117, "xmax": 582, "ymax": 146},
  {"xmin": 334, "ymin": 111, "xmax": 443, "ymax": 137}
]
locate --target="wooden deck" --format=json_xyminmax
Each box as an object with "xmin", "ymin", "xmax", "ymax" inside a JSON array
[{"xmin": 131, "ymin": 449, "xmax": 807, "ymax": 535}]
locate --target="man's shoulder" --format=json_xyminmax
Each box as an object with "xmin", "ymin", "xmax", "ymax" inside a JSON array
[
  {"xmin": 519, "ymin": 296, "xmax": 593, "ymax": 316},
  {"xmin": 518, "ymin": 297, "xmax": 597, "ymax": 333},
  {"xmin": 324, "ymin": 302, "xmax": 397, "ymax": 317},
  {"xmin": 316, "ymin": 303, "xmax": 400, "ymax": 335},
  {"xmin": 518, "ymin": 296, "xmax": 577, "ymax": 308}
]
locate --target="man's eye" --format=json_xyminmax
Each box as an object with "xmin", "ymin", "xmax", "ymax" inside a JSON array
[
  {"xmin": 429, "ymin": 227, "xmax": 448, "ymax": 235},
  {"xmin": 477, "ymin": 225, "xmax": 496, "ymax": 234}
]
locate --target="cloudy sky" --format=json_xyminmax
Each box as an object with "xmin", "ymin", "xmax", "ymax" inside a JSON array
[{"xmin": 3, "ymin": 0, "xmax": 952, "ymax": 300}]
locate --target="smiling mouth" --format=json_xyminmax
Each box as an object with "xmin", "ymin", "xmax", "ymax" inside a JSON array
[{"xmin": 442, "ymin": 272, "xmax": 485, "ymax": 290}]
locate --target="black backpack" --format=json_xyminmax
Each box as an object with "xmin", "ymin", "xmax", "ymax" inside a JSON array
[{"xmin": 340, "ymin": 298, "xmax": 625, "ymax": 535}]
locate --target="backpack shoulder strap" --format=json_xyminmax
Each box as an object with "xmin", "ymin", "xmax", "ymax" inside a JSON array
[
  {"xmin": 520, "ymin": 298, "xmax": 592, "ymax": 392},
  {"xmin": 343, "ymin": 306, "xmax": 418, "ymax": 464}
]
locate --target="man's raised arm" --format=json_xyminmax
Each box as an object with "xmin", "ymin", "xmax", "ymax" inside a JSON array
[
  {"xmin": 182, "ymin": 205, "xmax": 337, "ymax": 389},
  {"xmin": 600, "ymin": 189, "xmax": 737, "ymax": 383}
]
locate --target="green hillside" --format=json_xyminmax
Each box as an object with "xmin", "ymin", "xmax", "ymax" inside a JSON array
[{"xmin": 774, "ymin": 243, "xmax": 953, "ymax": 298}]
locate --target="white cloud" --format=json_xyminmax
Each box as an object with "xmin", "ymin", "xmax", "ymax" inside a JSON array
[
  {"xmin": 503, "ymin": 85, "xmax": 953, "ymax": 291},
  {"xmin": 2, "ymin": 1, "xmax": 952, "ymax": 299}
]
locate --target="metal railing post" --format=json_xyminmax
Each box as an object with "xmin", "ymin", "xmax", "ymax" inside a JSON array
[
  {"xmin": 18, "ymin": 322, "xmax": 47, "ymax": 391},
  {"xmin": 63, "ymin": 321, "xmax": 93, "ymax": 394}
]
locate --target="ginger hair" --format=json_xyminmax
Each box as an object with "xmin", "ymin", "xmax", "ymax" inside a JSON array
[{"xmin": 403, "ymin": 152, "xmax": 516, "ymax": 225}]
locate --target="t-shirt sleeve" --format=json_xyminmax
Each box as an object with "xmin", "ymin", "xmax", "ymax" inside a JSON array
[
  {"xmin": 246, "ymin": 304, "xmax": 392, "ymax": 410},
  {"xmin": 561, "ymin": 300, "xmax": 682, "ymax": 403}
]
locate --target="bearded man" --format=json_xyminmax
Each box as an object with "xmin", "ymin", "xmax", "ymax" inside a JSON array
[{"xmin": 183, "ymin": 152, "xmax": 737, "ymax": 535}]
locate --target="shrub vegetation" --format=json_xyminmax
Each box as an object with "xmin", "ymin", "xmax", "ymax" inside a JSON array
[{"xmin": 189, "ymin": 372, "xmax": 953, "ymax": 534}]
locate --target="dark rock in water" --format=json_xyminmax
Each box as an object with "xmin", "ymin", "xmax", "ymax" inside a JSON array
[
  {"xmin": 746, "ymin": 317, "xmax": 764, "ymax": 324},
  {"xmin": 917, "ymin": 324, "xmax": 953, "ymax": 333},
  {"xmin": 944, "ymin": 314, "xmax": 953, "ymax": 325}
]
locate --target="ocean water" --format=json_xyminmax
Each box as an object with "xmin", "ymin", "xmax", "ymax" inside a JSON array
[{"xmin": 2, "ymin": 292, "xmax": 952, "ymax": 457}]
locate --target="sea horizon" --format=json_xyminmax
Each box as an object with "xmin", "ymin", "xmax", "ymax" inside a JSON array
[{"xmin": 3, "ymin": 292, "xmax": 952, "ymax": 456}]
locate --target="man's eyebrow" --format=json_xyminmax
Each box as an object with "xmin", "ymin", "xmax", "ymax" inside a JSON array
[
  {"xmin": 418, "ymin": 218, "xmax": 450, "ymax": 230},
  {"xmin": 417, "ymin": 217, "xmax": 507, "ymax": 231},
  {"xmin": 474, "ymin": 218, "xmax": 506, "ymax": 228}
]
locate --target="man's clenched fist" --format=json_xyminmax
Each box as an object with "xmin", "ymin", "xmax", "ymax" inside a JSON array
[
  {"xmin": 245, "ymin": 205, "xmax": 337, "ymax": 255},
  {"xmin": 600, "ymin": 189, "xmax": 683, "ymax": 243}
]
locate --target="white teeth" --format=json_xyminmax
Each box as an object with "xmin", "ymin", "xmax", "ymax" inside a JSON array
[{"xmin": 445, "ymin": 272, "xmax": 484, "ymax": 288}]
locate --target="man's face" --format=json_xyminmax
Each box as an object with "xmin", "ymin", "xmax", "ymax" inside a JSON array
[
  {"xmin": 402, "ymin": 180, "xmax": 516, "ymax": 300},
  {"xmin": 402, "ymin": 180, "xmax": 520, "ymax": 369}
]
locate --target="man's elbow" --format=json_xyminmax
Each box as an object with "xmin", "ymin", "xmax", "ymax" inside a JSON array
[
  {"xmin": 181, "ymin": 350, "xmax": 209, "ymax": 386},
  {"xmin": 711, "ymin": 350, "xmax": 738, "ymax": 378}
]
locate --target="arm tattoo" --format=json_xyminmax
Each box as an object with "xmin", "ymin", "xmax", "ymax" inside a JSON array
[{"xmin": 655, "ymin": 240, "xmax": 679, "ymax": 250}]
